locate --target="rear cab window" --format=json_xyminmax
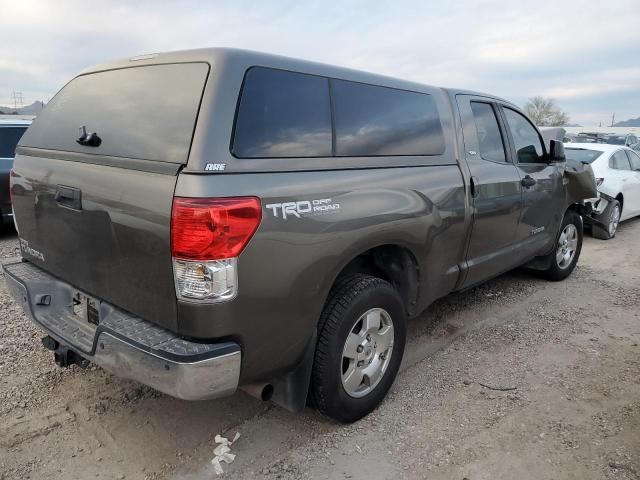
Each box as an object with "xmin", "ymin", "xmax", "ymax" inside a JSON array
[
  {"xmin": 0, "ymin": 126, "xmax": 28, "ymax": 158},
  {"xmin": 19, "ymin": 63, "xmax": 210, "ymax": 164},
  {"xmin": 231, "ymin": 67, "xmax": 445, "ymax": 159}
]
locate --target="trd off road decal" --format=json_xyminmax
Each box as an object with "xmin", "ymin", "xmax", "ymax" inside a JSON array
[{"xmin": 265, "ymin": 198, "xmax": 340, "ymax": 219}]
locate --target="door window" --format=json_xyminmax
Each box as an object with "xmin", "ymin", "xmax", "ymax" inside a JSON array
[
  {"xmin": 503, "ymin": 108, "xmax": 546, "ymax": 164},
  {"xmin": 470, "ymin": 102, "xmax": 506, "ymax": 162},
  {"xmin": 625, "ymin": 150, "xmax": 640, "ymax": 171},
  {"xmin": 610, "ymin": 150, "xmax": 631, "ymax": 170}
]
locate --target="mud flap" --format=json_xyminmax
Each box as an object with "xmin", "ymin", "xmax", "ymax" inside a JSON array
[{"xmin": 269, "ymin": 331, "xmax": 317, "ymax": 412}]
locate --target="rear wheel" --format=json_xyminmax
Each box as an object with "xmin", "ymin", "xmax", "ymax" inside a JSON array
[
  {"xmin": 592, "ymin": 199, "xmax": 621, "ymax": 240},
  {"xmin": 540, "ymin": 209, "xmax": 583, "ymax": 281},
  {"xmin": 310, "ymin": 274, "xmax": 406, "ymax": 423}
]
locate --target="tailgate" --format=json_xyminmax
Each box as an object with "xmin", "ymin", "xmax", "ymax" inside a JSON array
[{"xmin": 11, "ymin": 62, "xmax": 210, "ymax": 330}]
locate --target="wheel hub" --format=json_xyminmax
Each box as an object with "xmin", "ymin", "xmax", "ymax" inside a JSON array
[
  {"xmin": 556, "ymin": 223, "xmax": 578, "ymax": 270},
  {"xmin": 340, "ymin": 308, "xmax": 395, "ymax": 398}
]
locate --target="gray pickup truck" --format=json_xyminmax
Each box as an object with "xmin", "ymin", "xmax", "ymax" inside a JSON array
[{"xmin": 4, "ymin": 48, "xmax": 593, "ymax": 422}]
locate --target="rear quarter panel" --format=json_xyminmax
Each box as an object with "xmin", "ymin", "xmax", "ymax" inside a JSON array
[{"xmin": 175, "ymin": 166, "xmax": 467, "ymax": 382}]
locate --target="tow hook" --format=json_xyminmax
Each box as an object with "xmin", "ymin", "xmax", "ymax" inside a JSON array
[{"xmin": 42, "ymin": 335, "xmax": 90, "ymax": 369}]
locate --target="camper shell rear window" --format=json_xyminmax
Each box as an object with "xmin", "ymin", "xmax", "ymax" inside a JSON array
[{"xmin": 19, "ymin": 63, "xmax": 209, "ymax": 164}]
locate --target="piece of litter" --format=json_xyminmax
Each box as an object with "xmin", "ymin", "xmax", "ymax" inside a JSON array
[
  {"xmin": 211, "ymin": 432, "xmax": 241, "ymax": 475},
  {"xmin": 220, "ymin": 452, "xmax": 236, "ymax": 463},
  {"xmin": 214, "ymin": 444, "xmax": 231, "ymax": 456},
  {"xmin": 211, "ymin": 457, "xmax": 224, "ymax": 476}
]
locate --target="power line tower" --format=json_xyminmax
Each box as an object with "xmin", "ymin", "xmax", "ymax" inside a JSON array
[{"xmin": 11, "ymin": 91, "xmax": 24, "ymax": 111}]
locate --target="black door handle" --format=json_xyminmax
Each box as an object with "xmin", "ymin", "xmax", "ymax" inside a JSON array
[
  {"xmin": 55, "ymin": 185, "xmax": 82, "ymax": 210},
  {"xmin": 521, "ymin": 175, "xmax": 536, "ymax": 188},
  {"xmin": 470, "ymin": 176, "xmax": 479, "ymax": 198}
]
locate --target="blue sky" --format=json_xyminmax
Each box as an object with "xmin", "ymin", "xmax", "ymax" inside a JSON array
[{"xmin": 2, "ymin": 0, "xmax": 639, "ymax": 125}]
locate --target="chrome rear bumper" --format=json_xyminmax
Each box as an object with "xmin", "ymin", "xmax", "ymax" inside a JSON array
[{"xmin": 2, "ymin": 259, "xmax": 241, "ymax": 400}]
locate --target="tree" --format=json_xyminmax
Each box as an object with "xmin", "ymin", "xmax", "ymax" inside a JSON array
[{"xmin": 524, "ymin": 96, "xmax": 570, "ymax": 126}]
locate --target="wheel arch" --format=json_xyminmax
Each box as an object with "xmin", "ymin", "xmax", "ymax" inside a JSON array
[
  {"xmin": 615, "ymin": 192, "xmax": 624, "ymax": 212},
  {"xmin": 326, "ymin": 243, "xmax": 421, "ymax": 318},
  {"xmin": 262, "ymin": 242, "xmax": 421, "ymax": 414}
]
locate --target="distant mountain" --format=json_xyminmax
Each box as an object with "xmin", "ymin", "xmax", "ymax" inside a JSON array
[
  {"xmin": 613, "ymin": 117, "xmax": 640, "ymax": 127},
  {"xmin": 0, "ymin": 101, "xmax": 45, "ymax": 115}
]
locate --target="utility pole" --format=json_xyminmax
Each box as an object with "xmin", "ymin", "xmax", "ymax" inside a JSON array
[{"xmin": 11, "ymin": 91, "xmax": 24, "ymax": 111}]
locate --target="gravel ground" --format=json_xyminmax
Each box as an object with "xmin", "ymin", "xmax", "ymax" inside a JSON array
[{"xmin": 0, "ymin": 219, "xmax": 638, "ymax": 480}]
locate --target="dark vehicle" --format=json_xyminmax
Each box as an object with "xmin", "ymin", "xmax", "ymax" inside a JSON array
[
  {"xmin": 3, "ymin": 49, "xmax": 593, "ymax": 422},
  {"xmin": 604, "ymin": 133, "xmax": 638, "ymax": 146},
  {"xmin": 0, "ymin": 119, "xmax": 31, "ymax": 224},
  {"xmin": 576, "ymin": 133, "xmax": 606, "ymax": 143}
]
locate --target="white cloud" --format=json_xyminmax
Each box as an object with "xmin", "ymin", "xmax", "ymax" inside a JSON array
[
  {"xmin": 1, "ymin": 0, "xmax": 639, "ymax": 123},
  {"xmin": 543, "ymin": 67, "xmax": 640, "ymax": 99}
]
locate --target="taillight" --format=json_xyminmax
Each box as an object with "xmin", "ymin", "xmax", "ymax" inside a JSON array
[
  {"xmin": 171, "ymin": 197, "xmax": 261, "ymax": 302},
  {"xmin": 596, "ymin": 178, "xmax": 604, "ymax": 187}
]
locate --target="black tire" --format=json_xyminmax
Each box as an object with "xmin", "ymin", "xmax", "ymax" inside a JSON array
[
  {"xmin": 310, "ymin": 274, "xmax": 406, "ymax": 423},
  {"xmin": 541, "ymin": 209, "xmax": 583, "ymax": 281},
  {"xmin": 592, "ymin": 199, "xmax": 621, "ymax": 240}
]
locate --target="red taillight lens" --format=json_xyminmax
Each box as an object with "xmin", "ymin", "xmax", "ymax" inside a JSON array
[{"xmin": 171, "ymin": 197, "xmax": 262, "ymax": 260}]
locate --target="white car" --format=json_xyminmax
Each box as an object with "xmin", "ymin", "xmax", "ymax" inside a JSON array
[{"xmin": 564, "ymin": 143, "xmax": 640, "ymax": 239}]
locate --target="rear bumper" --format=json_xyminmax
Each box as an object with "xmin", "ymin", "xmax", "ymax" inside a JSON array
[
  {"xmin": 2, "ymin": 259, "xmax": 241, "ymax": 400},
  {"xmin": 582, "ymin": 192, "xmax": 611, "ymax": 227}
]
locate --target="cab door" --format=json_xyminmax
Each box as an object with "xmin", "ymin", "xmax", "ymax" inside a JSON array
[
  {"xmin": 622, "ymin": 149, "xmax": 640, "ymax": 218},
  {"xmin": 456, "ymin": 95, "xmax": 524, "ymax": 288},
  {"xmin": 499, "ymin": 106, "xmax": 566, "ymax": 259}
]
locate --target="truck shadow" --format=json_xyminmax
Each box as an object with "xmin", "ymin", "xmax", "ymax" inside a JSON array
[
  {"xmin": 5, "ymin": 229, "xmax": 597, "ymax": 479},
  {"xmin": 53, "ymin": 268, "xmax": 551, "ymax": 478}
]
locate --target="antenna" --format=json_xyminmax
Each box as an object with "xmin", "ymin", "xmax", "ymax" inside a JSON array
[{"xmin": 11, "ymin": 91, "xmax": 24, "ymax": 111}]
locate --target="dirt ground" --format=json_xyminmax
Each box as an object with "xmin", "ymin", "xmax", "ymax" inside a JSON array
[{"xmin": 0, "ymin": 219, "xmax": 638, "ymax": 480}]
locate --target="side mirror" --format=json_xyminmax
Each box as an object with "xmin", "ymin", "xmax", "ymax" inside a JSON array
[{"xmin": 549, "ymin": 140, "xmax": 566, "ymax": 162}]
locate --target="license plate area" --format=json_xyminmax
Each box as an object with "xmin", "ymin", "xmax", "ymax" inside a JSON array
[{"xmin": 72, "ymin": 291, "xmax": 101, "ymax": 326}]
